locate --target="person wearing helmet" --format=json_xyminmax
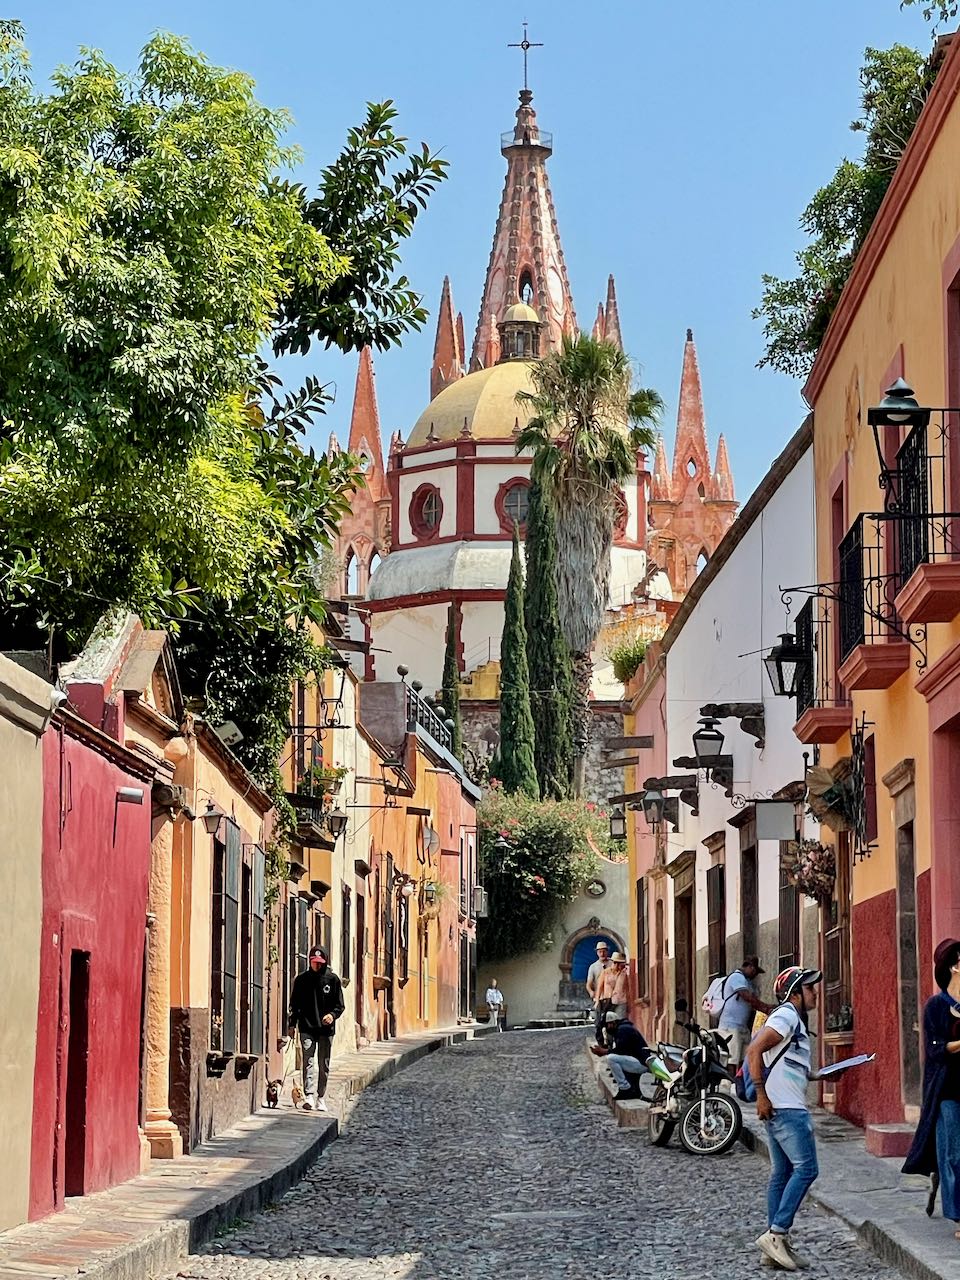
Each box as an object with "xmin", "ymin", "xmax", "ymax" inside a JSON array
[{"xmin": 746, "ymin": 966, "xmax": 826, "ymax": 1272}]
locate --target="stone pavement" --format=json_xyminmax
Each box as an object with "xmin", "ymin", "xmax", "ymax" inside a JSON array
[
  {"xmin": 0, "ymin": 1024, "xmax": 493, "ymax": 1280},
  {"xmin": 160, "ymin": 1028, "xmax": 900, "ymax": 1280}
]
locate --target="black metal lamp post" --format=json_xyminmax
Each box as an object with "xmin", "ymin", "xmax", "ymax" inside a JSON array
[
  {"xmin": 691, "ymin": 716, "xmax": 725, "ymax": 766},
  {"xmin": 867, "ymin": 378, "xmax": 930, "ymax": 480},
  {"xmin": 763, "ymin": 632, "xmax": 807, "ymax": 698},
  {"xmin": 609, "ymin": 806, "xmax": 627, "ymax": 842}
]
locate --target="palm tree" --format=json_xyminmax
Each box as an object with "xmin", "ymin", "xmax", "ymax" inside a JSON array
[{"xmin": 515, "ymin": 334, "xmax": 662, "ymax": 795}]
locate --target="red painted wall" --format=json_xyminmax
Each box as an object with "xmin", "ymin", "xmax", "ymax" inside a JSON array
[
  {"xmin": 30, "ymin": 722, "xmax": 151, "ymax": 1219},
  {"xmin": 834, "ymin": 889, "xmax": 901, "ymax": 1128}
]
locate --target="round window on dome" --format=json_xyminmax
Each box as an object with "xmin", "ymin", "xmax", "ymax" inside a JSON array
[
  {"xmin": 496, "ymin": 479, "xmax": 531, "ymax": 533},
  {"xmin": 410, "ymin": 484, "xmax": 443, "ymax": 538}
]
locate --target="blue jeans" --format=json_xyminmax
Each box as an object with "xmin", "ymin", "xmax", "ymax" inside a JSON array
[
  {"xmin": 607, "ymin": 1053, "xmax": 648, "ymax": 1089},
  {"xmin": 767, "ymin": 1109, "xmax": 819, "ymax": 1233},
  {"xmin": 937, "ymin": 1100, "xmax": 960, "ymax": 1220}
]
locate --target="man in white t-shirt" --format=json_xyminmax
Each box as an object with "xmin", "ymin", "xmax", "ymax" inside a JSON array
[
  {"xmin": 485, "ymin": 979, "xmax": 505, "ymax": 1032},
  {"xmin": 717, "ymin": 954, "xmax": 772, "ymax": 1067},
  {"xmin": 745, "ymin": 966, "xmax": 827, "ymax": 1273},
  {"xmin": 586, "ymin": 942, "xmax": 612, "ymax": 1046}
]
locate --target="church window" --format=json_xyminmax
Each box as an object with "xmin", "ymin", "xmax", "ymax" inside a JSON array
[
  {"xmin": 696, "ymin": 549, "xmax": 709, "ymax": 576},
  {"xmin": 496, "ymin": 479, "xmax": 531, "ymax": 533},
  {"xmin": 344, "ymin": 548, "xmax": 360, "ymax": 596},
  {"xmin": 697, "ymin": 482, "xmax": 705, "ymax": 499},
  {"xmin": 409, "ymin": 484, "xmax": 443, "ymax": 538},
  {"xmin": 519, "ymin": 269, "xmax": 534, "ymax": 304},
  {"xmin": 687, "ymin": 458, "xmax": 697, "ymax": 477},
  {"xmin": 368, "ymin": 550, "xmax": 382, "ymax": 580}
]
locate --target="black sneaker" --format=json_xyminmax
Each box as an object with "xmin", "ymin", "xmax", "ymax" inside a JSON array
[{"xmin": 614, "ymin": 1087, "xmax": 640, "ymax": 1101}]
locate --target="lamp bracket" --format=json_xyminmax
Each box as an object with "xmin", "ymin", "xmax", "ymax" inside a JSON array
[
  {"xmin": 673, "ymin": 754, "xmax": 734, "ymax": 797},
  {"xmin": 643, "ymin": 773, "xmax": 700, "ymax": 817},
  {"xmin": 699, "ymin": 702, "xmax": 765, "ymax": 750}
]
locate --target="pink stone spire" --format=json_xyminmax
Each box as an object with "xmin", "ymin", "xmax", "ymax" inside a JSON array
[
  {"xmin": 431, "ymin": 276, "xmax": 464, "ymax": 400},
  {"xmin": 470, "ymin": 89, "xmax": 577, "ymax": 369},
  {"xmin": 603, "ymin": 275, "xmax": 623, "ymax": 350},
  {"xmin": 651, "ymin": 434, "xmax": 672, "ymax": 501},
  {"xmin": 592, "ymin": 303, "xmax": 605, "ymax": 342},
  {"xmin": 671, "ymin": 328, "xmax": 712, "ymax": 497},
  {"xmin": 714, "ymin": 434, "xmax": 735, "ymax": 501},
  {"xmin": 348, "ymin": 346, "xmax": 386, "ymax": 502}
]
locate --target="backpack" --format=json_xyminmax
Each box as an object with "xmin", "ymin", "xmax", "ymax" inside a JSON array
[
  {"xmin": 735, "ymin": 1007, "xmax": 801, "ymax": 1102},
  {"xmin": 701, "ymin": 974, "xmax": 731, "ymax": 1018}
]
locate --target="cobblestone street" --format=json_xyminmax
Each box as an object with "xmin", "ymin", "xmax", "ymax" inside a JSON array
[{"xmin": 167, "ymin": 1030, "xmax": 900, "ymax": 1280}]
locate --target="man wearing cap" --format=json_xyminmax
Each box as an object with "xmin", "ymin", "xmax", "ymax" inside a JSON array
[
  {"xmin": 590, "ymin": 1009, "xmax": 652, "ymax": 1100},
  {"xmin": 287, "ymin": 946, "xmax": 345, "ymax": 1112},
  {"xmin": 586, "ymin": 941, "xmax": 612, "ymax": 1046},
  {"xmin": 718, "ymin": 955, "xmax": 773, "ymax": 1069}
]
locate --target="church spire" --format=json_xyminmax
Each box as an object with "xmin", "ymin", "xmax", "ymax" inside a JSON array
[
  {"xmin": 431, "ymin": 276, "xmax": 464, "ymax": 400},
  {"xmin": 651, "ymin": 434, "xmax": 672, "ymax": 501},
  {"xmin": 348, "ymin": 346, "xmax": 385, "ymax": 501},
  {"xmin": 592, "ymin": 303, "xmax": 605, "ymax": 342},
  {"xmin": 714, "ymin": 433, "xmax": 735, "ymax": 501},
  {"xmin": 603, "ymin": 275, "xmax": 623, "ymax": 351},
  {"xmin": 470, "ymin": 87, "xmax": 577, "ymax": 370},
  {"xmin": 671, "ymin": 328, "xmax": 712, "ymax": 497}
]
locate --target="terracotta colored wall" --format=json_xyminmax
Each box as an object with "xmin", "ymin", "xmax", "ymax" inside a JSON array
[
  {"xmin": 30, "ymin": 722, "xmax": 151, "ymax": 1219},
  {"xmin": 834, "ymin": 890, "xmax": 901, "ymax": 1128},
  {"xmin": 918, "ymin": 868, "xmax": 934, "ymax": 1004},
  {"xmin": 0, "ymin": 658, "xmax": 47, "ymax": 1230}
]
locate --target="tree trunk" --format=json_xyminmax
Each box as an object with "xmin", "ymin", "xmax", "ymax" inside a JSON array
[{"xmin": 571, "ymin": 649, "xmax": 592, "ymax": 798}]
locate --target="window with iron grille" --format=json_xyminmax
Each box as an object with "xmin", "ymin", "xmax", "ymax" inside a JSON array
[
  {"xmin": 706, "ymin": 863, "xmax": 726, "ymax": 982},
  {"xmin": 398, "ymin": 897, "xmax": 410, "ymax": 983},
  {"xmin": 839, "ymin": 517, "xmax": 865, "ymax": 662},
  {"xmin": 636, "ymin": 877, "xmax": 649, "ymax": 999},
  {"xmin": 795, "ymin": 598, "xmax": 814, "ymax": 716},
  {"xmin": 778, "ymin": 850, "xmax": 800, "ymax": 972},
  {"xmin": 239, "ymin": 862, "xmax": 251, "ymax": 1053},
  {"xmin": 824, "ymin": 834, "xmax": 853, "ymax": 1024},
  {"xmin": 864, "ymin": 733, "xmax": 878, "ymax": 847},
  {"xmin": 340, "ymin": 885, "xmax": 351, "ymax": 982},
  {"xmin": 211, "ymin": 820, "xmax": 240, "ymax": 1053},
  {"xmin": 250, "ymin": 846, "xmax": 265, "ymax": 1055}
]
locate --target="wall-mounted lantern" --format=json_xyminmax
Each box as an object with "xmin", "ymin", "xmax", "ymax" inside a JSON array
[
  {"xmin": 763, "ymin": 632, "xmax": 807, "ymax": 698},
  {"xmin": 609, "ymin": 806, "xmax": 627, "ymax": 842},
  {"xmin": 691, "ymin": 716, "xmax": 725, "ymax": 766},
  {"xmin": 202, "ymin": 800, "xmax": 225, "ymax": 837},
  {"xmin": 641, "ymin": 788, "xmax": 665, "ymax": 828}
]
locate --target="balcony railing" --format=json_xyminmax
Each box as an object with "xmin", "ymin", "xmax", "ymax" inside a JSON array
[
  {"xmin": 888, "ymin": 418, "xmax": 960, "ymax": 588},
  {"xmin": 405, "ymin": 685, "xmax": 453, "ymax": 753},
  {"xmin": 794, "ymin": 597, "xmax": 847, "ymax": 719},
  {"xmin": 837, "ymin": 514, "xmax": 925, "ymax": 665}
]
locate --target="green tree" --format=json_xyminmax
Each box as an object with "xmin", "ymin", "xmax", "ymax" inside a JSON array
[
  {"xmin": 516, "ymin": 335, "xmax": 661, "ymax": 795},
  {"xmin": 754, "ymin": 44, "xmax": 935, "ymax": 378},
  {"xmin": 497, "ymin": 526, "xmax": 539, "ymax": 799},
  {"xmin": 441, "ymin": 602, "xmax": 463, "ymax": 762},
  {"xmin": 900, "ymin": 0, "xmax": 956, "ymax": 28},
  {"xmin": 523, "ymin": 481, "xmax": 573, "ymax": 799}
]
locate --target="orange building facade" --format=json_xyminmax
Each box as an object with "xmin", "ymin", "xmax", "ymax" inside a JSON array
[{"xmin": 799, "ymin": 31, "xmax": 960, "ymax": 1145}]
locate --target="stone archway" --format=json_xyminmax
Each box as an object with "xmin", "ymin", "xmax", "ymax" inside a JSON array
[{"xmin": 557, "ymin": 916, "xmax": 626, "ymax": 1011}]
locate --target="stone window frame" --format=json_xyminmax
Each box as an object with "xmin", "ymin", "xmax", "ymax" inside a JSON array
[
  {"xmin": 409, "ymin": 483, "xmax": 443, "ymax": 540},
  {"xmin": 495, "ymin": 478, "xmax": 531, "ymax": 534}
]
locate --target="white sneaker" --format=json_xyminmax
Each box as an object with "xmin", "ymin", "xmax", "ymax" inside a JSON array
[
  {"xmin": 301, "ymin": 1098, "xmax": 313, "ymax": 1111},
  {"xmin": 756, "ymin": 1231, "xmax": 797, "ymax": 1272},
  {"xmin": 315, "ymin": 1097, "xmax": 328, "ymax": 1112}
]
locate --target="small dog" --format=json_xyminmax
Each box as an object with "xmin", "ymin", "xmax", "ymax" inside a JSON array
[
  {"xmin": 266, "ymin": 1080, "xmax": 282, "ymax": 1108},
  {"xmin": 290, "ymin": 1082, "xmax": 305, "ymax": 1108}
]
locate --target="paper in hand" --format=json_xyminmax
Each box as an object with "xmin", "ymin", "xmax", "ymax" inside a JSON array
[{"xmin": 818, "ymin": 1052, "xmax": 875, "ymax": 1078}]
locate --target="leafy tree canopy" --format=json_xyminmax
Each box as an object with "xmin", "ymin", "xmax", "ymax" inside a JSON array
[
  {"xmin": 754, "ymin": 44, "xmax": 934, "ymax": 378},
  {"xmin": 900, "ymin": 0, "xmax": 957, "ymax": 28}
]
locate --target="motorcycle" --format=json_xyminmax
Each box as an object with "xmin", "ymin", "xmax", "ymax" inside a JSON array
[{"xmin": 643, "ymin": 998, "xmax": 743, "ymax": 1155}]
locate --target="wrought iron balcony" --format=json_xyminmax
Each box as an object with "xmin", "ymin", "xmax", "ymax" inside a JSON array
[
  {"xmin": 884, "ymin": 415, "xmax": 960, "ymax": 623},
  {"xmin": 405, "ymin": 685, "xmax": 453, "ymax": 753},
  {"xmin": 790, "ymin": 596, "xmax": 852, "ymax": 745}
]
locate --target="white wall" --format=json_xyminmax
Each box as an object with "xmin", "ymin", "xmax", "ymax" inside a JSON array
[
  {"xmin": 474, "ymin": 462, "xmax": 531, "ymax": 535},
  {"xmin": 398, "ymin": 456, "xmax": 458, "ymax": 541},
  {"xmin": 663, "ymin": 443, "xmax": 818, "ymax": 979}
]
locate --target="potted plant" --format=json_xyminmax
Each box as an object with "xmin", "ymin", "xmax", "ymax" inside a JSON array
[
  {"xmin": 297, "ymin": 761, "xmax": 349, "ymax": 797},
  {"xmin": 786, "ymin": 839, "xmax": 836, "ymax": 903}
]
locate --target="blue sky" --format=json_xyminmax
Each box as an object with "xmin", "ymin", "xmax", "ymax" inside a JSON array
[{"xmin": 22, "ymin": 0, "xmax": 934, "ymax": 498}]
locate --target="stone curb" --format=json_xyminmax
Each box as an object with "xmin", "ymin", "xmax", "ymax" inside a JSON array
[
  {"xmin": 739, "ymin": 1110, "xmax": 958, "ymax": 1280},
  {"xmin": 0, "ymin": 1025, "xmax": 494, "ymax": 1280}
]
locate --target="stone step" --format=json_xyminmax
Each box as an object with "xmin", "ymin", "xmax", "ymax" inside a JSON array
[{"xmin": 864, "ymin": 1122, "xmax": 915, "ymax": 1158}]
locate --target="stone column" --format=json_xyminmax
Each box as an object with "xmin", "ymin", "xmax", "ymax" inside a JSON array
[{"xmin": 143, "ymin": 807, "xmax": 183, "ymax": 1158}]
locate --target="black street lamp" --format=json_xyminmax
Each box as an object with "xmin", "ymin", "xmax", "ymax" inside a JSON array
[
  {"xmin": 640, "ymin": 788, "xmax": 665, "ymax": 828},
  {"xmin": 202, "ymin": 800, "xmax": 225, "ymax": 837},
  {"xmin": 609, "ymin": 806, "xmax": 627, "ymax": 842},
  {"xmin": 867, "ymin": 378, "xmax": 930, "ymax": 479},
  {"xmin": 325, "ymin": 808, "xmax": 348, "ymax": 840},
  {"xmin": 764, "ymin": 632, "xmax": 808, "ymax": 698},
  {"xmin": 692, "ymin": 716, "xmax": 725, "ymax": 766}
]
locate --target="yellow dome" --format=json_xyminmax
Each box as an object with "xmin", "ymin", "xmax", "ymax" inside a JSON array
[
  {"xmin": 502, "ymin": 301, "xmax": 540, "ymax": 324},
  {"xmin": 408, "ymin": 360, "xmax": 537, "ymax": 446}
]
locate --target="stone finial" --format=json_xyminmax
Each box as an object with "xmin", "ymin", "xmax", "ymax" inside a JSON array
[{"xmin": 431, "ymin": 276, "xmax": 464, "ymax": 401}]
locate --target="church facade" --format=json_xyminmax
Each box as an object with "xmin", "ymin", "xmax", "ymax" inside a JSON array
[{"xmin": 330, "ymin": 84, "xmax": 737, "ymax": 1020}]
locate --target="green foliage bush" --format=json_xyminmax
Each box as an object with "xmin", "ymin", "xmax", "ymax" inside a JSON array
[
  {"xmin": 605, "ymin": 633, "xmax": 648, "ymax": 685},
  {"xmin": 476, "ymin": 783, "xmax": 613, "ymax": 962}
]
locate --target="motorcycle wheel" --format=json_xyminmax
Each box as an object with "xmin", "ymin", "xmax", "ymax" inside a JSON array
[
  {"xmin": 647, "ymin": 1087, "xmax": 676, "ymax": 1147},
  {"xmin": 678, "ymin": 1093, "xmax": 742, "ymax": 1156}
]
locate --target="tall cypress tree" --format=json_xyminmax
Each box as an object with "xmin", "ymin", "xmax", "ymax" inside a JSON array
[
  {"xmin": 498, "ymin": 526, "xmax": 539, "ymax": 799},
  {"xmin": 524, "ymin": 482, "xmax": 574, "ymax": 798},
  {"xmin": 442, "ymin": 601, "xmax": 463, "ymax": 761}
]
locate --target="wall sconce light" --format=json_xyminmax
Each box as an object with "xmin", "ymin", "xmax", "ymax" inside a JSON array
[
  {"xmin": 202, "ymin": 800, "xmax": 225, "ymax": 836},
  {"xmin": 117, "ymin": 787, "xmax": 144, "ymax": 805},
  {"xmin": 867, "ymin": 377, "xmax": 930, "ymax": 478},
  {"xmin": 609, "ymin": 806, "xmax": 627, "ymax": 842},
  {"xmin": 423, "ymin": 881, "xmax": 438, "ymax": 906},
  {"xmin": 641, "ymin": 788, "xmax": 665, "ymax": 828},
  {"xmin": 325, "ymin": 808, "xmax": 348, "ymax": 840},
  {"xmin": 763, "ymin": 632, "xmax": 808, "ymax": 698},
  {"xmin": 691, "ymin": 716, "xmax": 725, "ymax": 766}
]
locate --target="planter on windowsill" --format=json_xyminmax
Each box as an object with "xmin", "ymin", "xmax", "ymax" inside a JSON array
[{"xmin": 895, "ymin": 561, "xmax": 960, "ymax": 625}]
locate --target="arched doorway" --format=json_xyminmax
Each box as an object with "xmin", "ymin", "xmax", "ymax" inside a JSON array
[{"xmin": 557, "ymin": 917, "xmax": 625, "ymax": 1010}]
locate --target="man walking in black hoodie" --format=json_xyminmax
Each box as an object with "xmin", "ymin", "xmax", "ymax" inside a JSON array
[{"xmin": 288, "ymin": 945, "xmax": 345, "ymax": 1112}]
